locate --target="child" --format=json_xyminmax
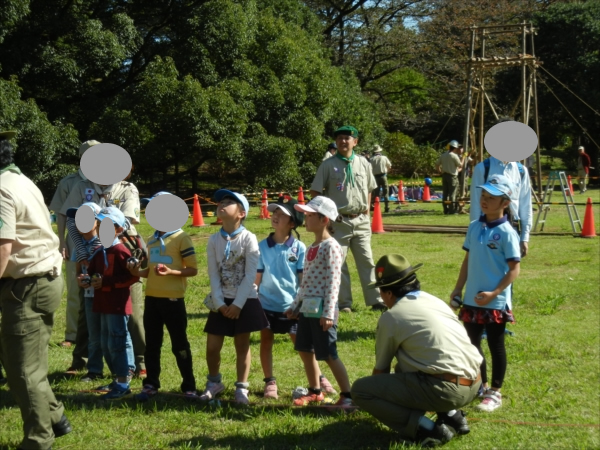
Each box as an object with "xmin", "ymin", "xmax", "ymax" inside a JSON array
[
  {"xmin": 78, "ymin": 207, "xmax": 138, "ymax": 399},
  {"xmin": 67, "ymin": 202, "xmax": 104, "ymax": 382},
  {"xmin": 256, "ymin": 196, "xmax": 336, "ymax": 399},
  {"xmin": 451, "ymin": 174, "xmax": 521, "ymax": 412},
  {"xmin": 201, "ymin": 189, "xmax": 268, "ymax": 405},
  {"xmin": 127, "ymin": 192, "xmax": 198, "ymax": 401},
  {"xmin": 286, "ymin": 196, "xmax": 353, "ymax": 407}
]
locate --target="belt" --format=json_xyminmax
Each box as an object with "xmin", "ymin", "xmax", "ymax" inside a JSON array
[
  {"xmin": 340, "ymin": 213, "xmax": 365, "ymax": 219},
  {"xmin": 424, "ymin": 372, "xmax": 481, "ymax": 386}
]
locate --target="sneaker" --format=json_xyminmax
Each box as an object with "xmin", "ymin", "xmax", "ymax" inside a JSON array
[
  {"xmin": 436, "ymin": 410, "xmax": 469, "ymax": 435},
  {"xmin": 477, "ymin": 385, "xmax": 489, "ymax": 398},
  {"xmin": 135, "ymin": 369, "xmax": 147, "ymax": 378},
  {"xmin": 331, "ymin": 395, "xmax": 354, "ymax": 410},
  {"xmin": 263, "ymin": 380, "xmax": 278, "ymax": 399},
  {"xmin": 319, "ymin": 376, "xmax": 337, "ymax": 395},
  {"xmin": 81, "ymin": 372, "xmax": 103, "ymax": 382},
  {"xmin": 95, "ymin": 380, "xmax": 118, "ymax": 392},
  {"xmin": 416, "ymin": 423, "xmax": 454, "ymax": 448},
  {"xmin": 135, "ymin": 384, "xmax": 158, "ymax": 402},
  {"xmin": 234, "ymin": 388, "xmax": 250, "ymax": 405},
  {"xmin": 293, "ymin": 390, "xmax": 325, "ymax": 406},
  {"xmin": 477, "ymin": 390, "xmax": 502, "ymax": 412},
  {"xmin": 198, "ymin": 381, "xmax": 225, "ymax": 401},
  {"xmin": 340, "ymin": 307, "xmax": 352, "ymax": 313},
  {"xmin": 60, "ymin": 340, "xmax": 74, "ymax": 348},
  {"xmin": 184, "ymin": 390, "xmax": 199, "ymax": 400},
  {"xmin": 101, "ymin": 385, "xmax": 131, "ymax": 400}
]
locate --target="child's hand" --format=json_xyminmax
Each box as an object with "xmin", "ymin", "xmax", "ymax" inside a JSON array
[
  {"xmin": 77, "ymin": 274, "xmax": 90, "ymax": 288},
  {"xmin": 320, "ymin": 317, "xmax": 333, "ymax": 331},
  {"xmin": 285, "ymin": 307, "xmax": 298, "ymax": 320},
  {"xmin": 224, "ymin": 305, "xmax": 241, "ymax": 319},
  {"xmin": 218, "ymin": 305, "xmax": 229, "ymax": 316},
  {"xmin": 155, "ymin": 264, "xmax": 171, "ymax": 276},
  {"xmin": 474, "ymin": 291, "xmax": 495, "ymax": 306},
  {"xmin": 90, "ymin": 275, "xmax": 102, "ymax": 289},
  {"xmin": 449, "ymin": 289, "xmax": 462, "ymax": 311},
  {"xmin": 127, "ymin": 259, "xmax": 141, "ymax": 271}
]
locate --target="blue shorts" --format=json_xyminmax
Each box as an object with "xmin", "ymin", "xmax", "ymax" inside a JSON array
[
  {"xmin": 294, "ymin": 314, "xmax": 338, "ymax": 361},
  {"xmin": 263, "ymin": 309, "xmax": 298, "ymax": 335}
]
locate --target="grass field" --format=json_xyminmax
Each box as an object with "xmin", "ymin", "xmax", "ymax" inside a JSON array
[{"xmin": 1, "ymin": 188, "xmax": 599, "ymax": 449}]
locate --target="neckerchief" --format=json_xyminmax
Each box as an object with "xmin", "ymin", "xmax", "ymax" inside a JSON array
[
  {"xmin": 147, "ymin": 229, "xmax": 182, "ymax": 253},
  {"xmin": 78, "ymin": 168, "xmax": 88, "ymax": 181},
  {"xmin": 335, "ymin": 152, "xmax": 355, "ymax": 187},
  {"xmin": 220, "ymin": 225, "xmax": 245, "ymax": 260},
  {"xmin": 0, "ymin": 164, "xmax": 22, "ymax": 175},
  {"xmin": 93, "ymin": 183, "xmax": 115, "ymax": 208}
]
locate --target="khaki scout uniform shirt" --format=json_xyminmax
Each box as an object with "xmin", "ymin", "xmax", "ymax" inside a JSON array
[
  {"xmin": 0, "ymin": 166, "xmax": 62, "ymax": 278},
  {"xmin": 375, "ymin": 290, "xmax": 482, "ymax": 379},
  {"xmin": 48, "ymin": 170, "xmax": 86, "ymax": 214},
  {"xmin": 370, "ymin": 154, "xmax": 392, "ymax": 176},
  {"xmin": 437, "ymin": 151, "xmax": 461, "ymax": 175},
  {"xmin": 60, "ymin": 180, "xmax": 141, "ymax": 235},
  {"xmin": 311, "ymin": 154, "xmax": 377, "ymax": 214}
]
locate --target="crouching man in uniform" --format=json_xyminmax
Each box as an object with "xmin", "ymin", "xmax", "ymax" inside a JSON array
[
  {"xmin": 0, "ymin": 130, "xmax": 72, "ymax": 450},
  {"xmin": 351, "ymin": 254, "xmax": 482, "ymax": 448}
]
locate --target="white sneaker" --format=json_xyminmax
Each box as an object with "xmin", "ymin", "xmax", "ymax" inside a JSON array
[
  {"xmin": 477, "ymin": 390, "xmax": 502, "ymax": 412},
  {"xmin": 234, "ymin": 387, "xmax": 250, "ymax": 404},
  {"xmin": 199, "ymin": 381, "xmax": 225, "ymax": 401}
]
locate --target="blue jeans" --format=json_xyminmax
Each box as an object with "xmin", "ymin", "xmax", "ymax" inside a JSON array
[
  {"xmin": 85, "ymin": 296, "xmax": 104, "ymax": 374},
  {"xmin": 100, "ymin": 313, "xmax": 134, "ymax": 378}
]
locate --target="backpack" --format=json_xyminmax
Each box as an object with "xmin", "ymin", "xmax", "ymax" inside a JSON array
[{"xmin": 483, "ymin": 158, "xmax": 525, "ymax": 182}]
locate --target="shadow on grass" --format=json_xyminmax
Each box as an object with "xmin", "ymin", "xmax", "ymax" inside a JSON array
[
  {"xmin": 168, "ymin": 416, "xmax": 401, "ymax": 449},
  {"xmin": 336, "ymin": 330, "xmax": 375, "ymax": 342}
]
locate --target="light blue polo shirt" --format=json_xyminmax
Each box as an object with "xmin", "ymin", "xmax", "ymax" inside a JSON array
[
  {"xmin": 257, "ymin": 234, "xmax": 306, "ymax": 312},
  {"xmin": 463, "ymin": 215, "xmax": 521, "ymax": 310}
]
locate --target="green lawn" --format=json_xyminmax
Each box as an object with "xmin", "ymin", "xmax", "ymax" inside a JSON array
[{"xmin": 1, "ymin": 190, "xmax": 599, "ymax": 449}]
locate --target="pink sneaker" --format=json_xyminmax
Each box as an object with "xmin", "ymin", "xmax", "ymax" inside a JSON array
[
  {"xmin": 319, "ymin": 376, "xmax": 337, "ymax": 395},
  {"xmin": 293, "ymin": 391, "xmax": 324, "ymax": 406},
  {"xmin": 263, "ymin": 380, "xmax": 278, "ymax": 399}
]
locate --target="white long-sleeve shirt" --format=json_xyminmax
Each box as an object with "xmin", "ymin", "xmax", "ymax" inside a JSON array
[
  {"xmin": 207, "ymin": 229, "xmax": 259, "ymax": 310},
  {"xmin": 470, "ymin": 157, "xmax": 533, "ymax": 242}
]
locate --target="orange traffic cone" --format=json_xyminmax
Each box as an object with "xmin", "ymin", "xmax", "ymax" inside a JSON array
[
  {"xmin": 568, "ymin": 175, "xmax": 574, "ymax": 194},
  {"xmin": 212, "ymin": 216, "xmax": 222, "ymax": 226},
  {"xmin": 422, "ymin": 183, "xmax": 431, "ymax": 201},
  {"xmin": 259, "ymin": 189, "xmax": 270, "ymax": 219},
  {"xmin": 371, "ymin": 197, "xmax": 385, "ymax": 234},
  {"xmin": 192, "ymin": 194, "xmax": 207, "ymax": 227},
  {"xmin": 581, "ymin": 197, "xmax": 597, "ymax": 238},
  {"xmin": 398, "ymin": 180, "xmax": 406, "ymax": 204},
  {"xmin": 298, "ymin": 187, "xmax": 305, "ymax": 205}
]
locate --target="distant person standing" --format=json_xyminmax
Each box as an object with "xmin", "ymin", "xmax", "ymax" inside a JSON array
[
  {"xmin": 436, "ymin": 140, "xmax": 463, "ymax": 215},
  {"xmin": 0, "ymin": 130, "xmax": 73, "ymax": 449},
  {"xmin": 322, "ymin": 142, "xmax": 337, "ymax": 161},
  {"xmin": 370, "ymin": 145, "xmax": 392, "ymax": 213},
  {"xmin": 310, "ymin": 125, "xmax": 386, "ymax": 312},
  {"xmin": 577, "ymin": 146, "xmax": 591, "ymax": 194}
]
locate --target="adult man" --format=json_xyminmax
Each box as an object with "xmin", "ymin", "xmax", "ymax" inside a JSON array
[
  {"xmin": 577, "ymin": 146, "xmax": 591, "ymax": 194},
  {"xmin": 470, "ymin": 155, "xmax": 533, "ymax": 256},
  {"xmin": 49, "ymin": 139, "xmax": 100, "ymax": 350},
  {"xmin": 436, "ymin": 140, "xmax": 463, "ymax": 215},
  {"xmin": 0, "ymin": 131, "xmax": 72, "ymax": 450},
  {"xmin": 370, "ymin": 145, "xmax": 392, "ymax": 213},
  {"xmin": 310, "ymin": 125, "xmax": 386, "ymax": 311},
  {"xmin": 352, "ymin": 254, "xmax": 482, "ymax": 447},
  {"xmin": 59, "ymin": 160, "xmax": 147, "ymax": 377},
  {"xmin": 322, "ymin": 142, "xmax": 337, "ymax": 161}
]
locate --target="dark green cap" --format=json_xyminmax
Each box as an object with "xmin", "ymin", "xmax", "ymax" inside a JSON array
[
  {"xmin": 0, "ymin": 130, "xmax": 17, "ymax": 141},
  {"xmin": 333, "ymin": 125, "xmax": 359, "ymax": 138}
]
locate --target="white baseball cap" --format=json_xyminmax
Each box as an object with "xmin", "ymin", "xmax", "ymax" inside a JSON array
[{"xmin": 294, "ymin": 196, "xmax": 339, "ymax": 222}]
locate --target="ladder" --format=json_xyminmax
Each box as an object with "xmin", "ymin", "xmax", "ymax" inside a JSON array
[{"xmin": 534, "ymin": 171, "xmax": 582, "ymax": 232}]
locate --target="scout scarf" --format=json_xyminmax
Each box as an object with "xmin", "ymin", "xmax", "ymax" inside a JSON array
[
  {"xmin": 147, "ymin": 229, "xmax": 182, "ymax": 254},
  {"xmin": 93, "ymin": 183, "xmax": 116, "ymax": 208},
  {"xmin": 335, "ymin": 152, "xmax": 355, "ymax": 187},
  {"xmin": 88, "ymin": 235, "xmax": 119, "ymax": 268},
  {"xmin": 0, "ymin": 164, "xmax": 22, "ymax": 175},
  {"xmin": 220, "ymin": 225, "xmax": 245, "ymax": 260}
]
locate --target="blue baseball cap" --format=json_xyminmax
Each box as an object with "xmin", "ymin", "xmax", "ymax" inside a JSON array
[
  {"xmin": 477, "ymin": 174, "xmax": 514, "ymax": 199},
  {"xmin": 66, "ymin": 202, "xmax": 102, "ymax": 219},
  {"xmin": 214, "ymin": 189, "xmax": 249, "ymax": 214},
  {"xmin": 141, "ymin": 191, "xmax": 171, "ymax": 208},
  {"xmin": 97, "ymin": 206, "xmax": 128, "ymax": 228}
]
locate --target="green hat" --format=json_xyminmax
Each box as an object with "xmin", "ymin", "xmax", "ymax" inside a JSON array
[
  {"xmin": 333, "ymin": 125, "xmax": 359, "ymax": 138},
  {"xmin": 370, "ymin": 254, "xmax": 423, "ymax": 288},
  {"xmin": 0, "ymin": 130, "xmax": 17, "ymax": 141}
]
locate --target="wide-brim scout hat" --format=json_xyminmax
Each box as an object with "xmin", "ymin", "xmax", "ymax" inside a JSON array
[
  {"xmin": 267, "ymin": 196, "xmax": 304, "ymax": 227},
  {"xmin": 373, "ymin": 145, "xmax": 383, "ymax": 153},
  {"xmin": 370, "ymin": 254, "xmax": 423, "ymax": 288},
  {"xmin": 214, "ymin": 189, "xmax": 250, "ymax": 214},
  {"xmin": 333, "ymin": 125, "xmax": 359, "ymax": 138},
  {"xmin": 79, "ymin": 140, "xmax": 101, "ymax": 157},
  {"xmin": 0, "ymin": 130, "xmax": 17, "ymax": 140}
]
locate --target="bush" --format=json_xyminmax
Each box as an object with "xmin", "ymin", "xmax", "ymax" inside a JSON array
[{"xmin": 383, "ymin": 132, "xmax": 440, "ymax": 177}]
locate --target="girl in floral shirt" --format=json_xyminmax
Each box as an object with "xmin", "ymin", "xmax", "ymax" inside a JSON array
[{"xmin": 286, "ymin": 196, "xmax": 353, "ymax": 408}]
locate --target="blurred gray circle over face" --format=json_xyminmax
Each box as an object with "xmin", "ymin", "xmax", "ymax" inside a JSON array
[
  {"xmin": 99, "ymin": 217, "xmax": 119, "ymax": 248},
  {"xmin": 75, "ymin": 205, "xmax": 96, "ymax": 234},
  {"xmin": 146, "ymin": 194, "xmax": 189, "ymax": 232},
  {"xmin": 80, "ymin": 143, "xmax": 132, "ymax": 185},
  {"xmin": 484, "ymin": 121, "xmax": 538, "ymax": 162}
]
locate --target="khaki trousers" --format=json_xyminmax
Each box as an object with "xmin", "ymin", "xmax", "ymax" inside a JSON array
[
  {"xmin": 332, "ymin": 214, "xmax": 382, "ymax": 309},
  {"xmin": 0, "ymin": 274, "xmax": 65, "ymax": 450},
  {"xmin": 352, "ymin": 371, "xmax": 480, "ymax": 439}
]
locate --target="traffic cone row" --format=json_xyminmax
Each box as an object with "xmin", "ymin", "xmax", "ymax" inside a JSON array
[{"xmin": 581, "ymin": 197, "xmax": 597, "ymax": 238}]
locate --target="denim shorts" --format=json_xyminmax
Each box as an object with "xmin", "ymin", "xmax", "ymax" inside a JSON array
[
  {"xmin": 294, "ymin": 314, "xmax": 338, "ymax": 361},
  {"xmin": 263, "ymin": 309, "xmax": 298, "ymax": 335}
]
